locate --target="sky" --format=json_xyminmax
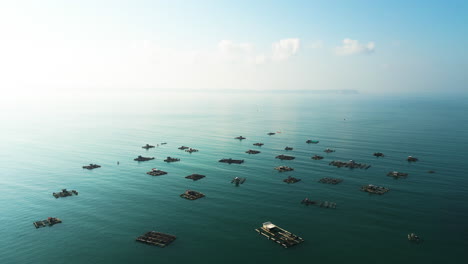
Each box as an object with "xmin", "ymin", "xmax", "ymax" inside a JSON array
[{"xmin": 0, "ymin": 0, "xmax": 466, "ymax": 97}]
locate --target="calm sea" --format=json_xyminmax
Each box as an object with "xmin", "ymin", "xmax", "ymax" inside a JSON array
[{"xmin": 1, "ymin": 92, "xmax": 467, "ymax": 263}]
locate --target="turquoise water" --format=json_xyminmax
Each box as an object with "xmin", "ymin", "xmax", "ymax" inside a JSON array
[{"xmin": 1, "ymin": 93, "xmax": 467, "ymax": 263}]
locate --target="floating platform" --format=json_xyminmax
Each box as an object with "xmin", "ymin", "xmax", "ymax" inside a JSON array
[
  {"xmin": 134, "ymin": 156, "xmax": 155, "ymax": 162},
  {"xmin": 301, "ymin": 198, "xmax": 337, "ymax": 208},
  {"xmin": 161, "ymin": 142, "xmax": 167, "ymax": 145},
  {"xmin": 164, "ymin": 156, "xmax": 180, "ymax": 163},
  {"xmin": 427, "ymin": 170, "xmax": 435, "ymax": 174},
  {"xmin": 329, "ymin": 160, "xmax": 371, "ymax": 169},
  {"xmin": 185, "ymin": 174, "xmax": 206, "ymax": 181},
  {"xmin": 219, "ymin": 158, "xmax": 244, "ymax": 164},
  {"xmin": 361, "ymin": 184, "xmax": 389, "ymax": 195},
  {"xmin": 136, "ymin": 231, "xmax": 176, "ymax": 247},
  {"xmin": 324, "ymin": 148, "xmax": 335, "ymax": 153},
  {"xmin": 185, "ymin": 148, "xmax": 198, "ymax": 153},
  {"xmin": 408, "ymin": 233, "xmax": 421, "ymax": 243},
  {"xmin": 33, "ymin": 217, "xmax": 62, "ymax": 228},
  {"xmin": 387, "ymin": 171, "xmax": 408, "ymax": 178},
  {"xmin": 301, "ymin": 198, "xmax": 317, "ymax": 205},
  {"xmin": 267, "ymin": 132, "xmax": 276, "ymax": 135},
  {"xmin": 373, "ymin": 152, "xmax": 384, "ymax": 157},
  {"xmin": 147, "ymin": 168, "xmax": 168, "ymax": 176},
  {"xmin": 275, "ymin": 166, "xmax": 294, "ymax": 172},
  {"xmin": 255, "ymin": 222, "xmax": 304, "ymax": 248},
  {"xmin": 53, "ymin": 189, "xmax": 78, "ymax": 198},
  {"xmin": 306, "ymin": 140, "xmax": 319, "ymax": 144},
  {"xmin": 284, "ymin": 147, "xmax": 293, "ymax": 151},
  {"xmin": 180, "ymin": 190, "xmax": 205, "ymax": 200},
  {"xmin": 319, "ymin": 177, "xmax": 343, "ymax": 185},
  {"xmin": 82, "ymin": 164, "xmax": 101, "ymax": 170},
  {"xmin": 276, "ymin": 155, "xmax": 295, "ymax": 160},
  {"xmin": 253, "ymin": 143, "xmax": 264, "ymax": 147},
  {"xmin": 312, "ymin": 155, "xmax": 324, "ymax": 160},
  {"xmin": 142, "ymin": 144, "xmax": 155, "ymax": 149},
  {"xmin": 283, "ymin": 176, "xmax": 301, "ymax": 184},
  {"xmin": 178, "ymin": 146, "xmax": 189, "ymax": 150},
  {"xmin": 407, "ymin": 156, "xmax": 419, "ymax": 162},
  {"xmin": 246, "ymin": 149, "xmax": 261, "ymax": 154},
  {"xmin": 235, "ymin": 136, "xmax": 246, "ymax": 140},
  {"xmin": 231, "ymin": 177, "xmax": 246, "ymax": 186}
]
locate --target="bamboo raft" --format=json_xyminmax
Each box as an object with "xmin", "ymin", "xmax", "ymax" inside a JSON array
[
  {"xmin": 373, "ymin": 152, "xmax": 384, "ymax": 157},
  {"xmin": 33, "ymin": 217, "xmax": 62, "ymax": 228},
  {"xmin": 306, "ymin": 140, "xmax": 319, "ymax": 144},
  {"xmin": 235, "ymin": 136, "xmax": 246, "ymax": 140},
  {"xmin": 146, "ymin": 168, "xmax": 168, "ymax": 176},
  {"xmin": 407, "ymin": 156, "xmax": 419, "ymax": 162},
  {"xmin": 180, "ymin": 190, "xmax": 205, "ymax": 200},
  {"xmin": 301, "ymin": 198, "xmax": 337, "ymax": 208},
  {"xmin": 312, "ymin": 155, "xmax": 324, "ymax": 160},
  {"xmin": 164, "ymin": 156, "xmax": 180, "ymax": 163},
  {"xmin": 284, "ymin": 147, "xmax": 293, "ymax": 151},
  {"xmin": 142, "ymin": 144, "xmax": 155, "ymax": 149},
  {"xmin": 134, "ymin": 156, "xmax": 155, "ymax": 162},
  {"xmin": 324, "ymin": 148, "xmax": 335, "ymax": 153},
  {"xmin": 53, "ymin": 189, "xmax": 78, "ymax": 198},
  {"xmin": 387, "ymin": 171, "xmax": 408, "ymax": 178},
  {"xmin": 267, "ymin": 132, "xmax": 275, "ymax": 135},
  {"xmin": 231, "ymin": 177, "xmax": 246, "ymax": 186},
  {"xmin": 283, "ymin": 176, "xmax": 301, "ymax": 184},
  {"xmin": 136, "ymin": 231, "xmax": 176, "ymax": 247},
  {"xmin": 82, "ymin": 164, "xmax": 101, "ymax": 170},
  {"xmin": 275, "ymin": 166, "xmax": 294, "ymax": 172},
  {"xmin": 178, "ymin": 146, "xmax": 189, "ymax": 150},
  {"xmin": 185, "ymin": 174, "xmax": 205, "ymax": 181},
  {"xmin": 318, "ymin": 177, "xmax": 343, "ymax": 185},
  {"xmin": 253, "ymin": 143, "xmax": 264, "ymax": 146},
  {"xmin": 219, "ymin": 158, "xmax": 244, "ymax": 164},
  {"xmin": 361, "ymin": 184, "xmax": 389, "ymax": 195},
  {"xmin": 185, "ymin": 148, "xmax": 198, "ymax": 153},
  {"xmin": 255, "ymin": 222, "xmax": 304, "ymax": 248},
  {"xmin": 329, "ymin": 160, "xmax": 371, "ymax": 169},
  {"xmin": 276, "ymin": 154, "xmax": 295, "ymax": 160},
  {"xmin": 246, "ymin": 149, "xmax": 261, "ymax": 154}
]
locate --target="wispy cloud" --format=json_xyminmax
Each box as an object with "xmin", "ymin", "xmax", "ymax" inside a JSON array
[
  {"xmin": 335, "ymin": 38, "xmax": 375, "ymax": 56},
  {"xmin": 272, "ymin": 38, "xmax": 300, "ymax": 61},
  {"xmin": 310, "ymin": 40, "xmax": 324, "ymax": 49}
]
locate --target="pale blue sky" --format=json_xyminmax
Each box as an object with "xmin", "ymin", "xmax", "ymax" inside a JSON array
[{"xmin": 0, "ymin": 0, "xmax": 466, "ymax": 95}]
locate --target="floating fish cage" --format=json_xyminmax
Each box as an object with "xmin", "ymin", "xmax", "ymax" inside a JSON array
[
  {"xmin": 255, "ymin": 222, "xmax": 304, "ymax": 248},
  {"xmin": 53, "ymin": 189, "xmax": 78, "ymax": 198},
  {"xmin": 185, "ymin": 174, "xmax": 206, "ymax": 181},
  {"xmin": 136, "ymin": 231, "xmax": 176, "ymax": 247}
]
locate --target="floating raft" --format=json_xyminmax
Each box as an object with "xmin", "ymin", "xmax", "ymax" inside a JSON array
[
  {"xmin": 408, "ymin": 233, "xmax": 421, "ymax": 243},
  {"xmin": 164, "ymin": 156, "xmax": 180, "ymax": 163},
  {"xmin": 185, "ymin": 174, "xmax": 206, "ymax": 181},
  {"xmin": 427, "ymin": 170, "xmax": 435, "ymax": 174},
  {"xmin": 180, "ymin": 190, "xmax": 205, "ymax": 200},
  {"xmin": 301, "ymin": 198, "xmax": 337, "ymax": 208},
  {"xmin": 134, "ymin": 156, "xmax": 155, "ymax": 162},
  {"xmin": 235, "ymin": 136, "xmax": 246, "ymax": 140},
  {"xmin": 318, "ymin": 177, "xmax": 343, "ymax": 185},
  {"xmin": 160, "ymin": 142, "xmax": 167, "ymax": 145},
  {"xmin": 246, "ymin": 149, "xmax": 261, "ymax": 154},
  {"xmin": 283, "ymin": 176, "xmax": 301, "ymax": 184},
  {"xmin": 275, "ymin": 166, "xmax": 294, "ymax": 172},
  {"xmin": 387, "ymin": 171, "xmax": 408, "ymax": 178},
  {"xmin": 231, "ymin": 177, "xmax": 246, "ymax": 186},
  {"xmin": 253, "ymin": 143, "xmax": 264, "ymax": 146},
  {"xmin": 361, "ymin": 184, "xmax": 389, "ymax": 195},
  {"xmin": 142, "ymin": 144, "xmax": 155, "ymax": 149},
  {"xmin": 136, "ymin": 231, "xmax": 176, "ymax": 247},
  {"xmin": 284, "ymin": 147, "xmax": 293, "ymax": 151},
  {"xmin": 82, "ymin": 164, "xmax": 101, "ymax": 170},
  {"xmin": 219, "ymin": 158, "xmax": 244, "ymax": 164},
  {"xmin": 185, "ymin": 148, "xmax": 198, "ymax": 153},
  {"xmin": 267, "ymin": 132, "xmax": 275, "ymax": 135},
  {"xmin": 178, "ymin": 146, "xmax": 189, "ymax": 150},
  {"xmin": 53, "ymin": 189, "xmax": 78, "ymax": 198},
  {"xmin": 255, "ymin": 222, "xmax": 304, "ymax": 248},
  {"xmin": 147, "ymin": 168, "xmax": 168, "ymax": 176},
  {"xmin": 373, "ymin": 152, "xmax": 384, "ymax": 157},
  {"xmin": 311, "ymin": 155, "xmax": 324, "ymax": 160},
  {"xmin": 33, "ymin": 217, "xmax": 62, "ymax": 228},
  {"xmin": 276, "ymin": 154, "xmax": 295, "ymax": 160},
  {"xmin": 407, "ymin": 156, "xmax": 419, "ymax": 162},
  {"xmin": 306, "ymin": 140, "xmax": 319, "ymax": 144},
  {"xmin": 324, "ymin": 148, "xmax": 335, "ymax": 153},
  {"xmin": 329, "ymin": 160, "xmax": 371, "ymax": 169},
  {"xmin": 301, "ymin": 198, "xmax": 317, "ymax": 205}
]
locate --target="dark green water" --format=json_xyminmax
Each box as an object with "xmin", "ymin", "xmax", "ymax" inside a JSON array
[{"xmin": 1, "ymin": 93, "xmax": 467, "ymax": 263}]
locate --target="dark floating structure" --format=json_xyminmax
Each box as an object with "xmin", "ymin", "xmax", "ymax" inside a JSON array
[
  {"xmin": 235, "ymin": 136, "xmax": 246, "ymax": 140},
  {"xmin": 361, "ymin": 184, "xmax": 389, "ymax": 195},
  {"xmin": 231, "ymin": 177, "xmax": 246, "ymax": 186},
  {"xmin": 276, "ymin": 154, "xmax": 295, "ymax": 160},
  {"xmin": 185, "ymin": 148, "xmax": 198, "ymax": 153},
  {"xmin": 178, "ymin": 146, "xmax": 189, "ymax": 150},
  {"xmin": 427, "ymin": 170, "xmax": 435, "ymax": 174},
  {"xmin": 255, "ymin": 222, "xmax": 304, "ymax": 248},
  {"xmin": 306, "ymin": 140, "xmax": 319, "ymax": 144},
  {"xmin": 142, "ymin": 144, "xmax": 155, "ymax": 149},
  {"xmin": 146, "ymin": 168, "xmax": 168, "ymax": 176},
  {"xmin": 180, "ymin": 190, "xmax": 205, "ymax": 200},
  {"xmin": 329, "ymin": 160, "xmax": 371, "ymax": 169},
  {"xmin": 33, "ymin": 217, "xmax": 62, "ymax": 228},
  {"xmin": 324, "ymin": 148, "xmax": 335, "ymax": 153},
  {"xmin": 284, "ymin": 147, "xmax": 293, "ymax": 151},
  {"xmin": 275, "ymin": 166, "xmax": 294, "ymax": 172},
  {"xmin": 387, "ymin": 171, "xmax": 408, "ymax": 178},
  {"xmin": 319, "ymin": 177, "xmax": 343, "ymax": 185},
  {"xmin": 82, "ymin": 164, "xmax": 101, "ymax": 170},
  {"xmin": 311, "ymin": 155, "xmax": 324, "ymax": 160},
  {"xmin": 283, "ymin": 176, "xmax": 301, "ymax": 184},
  {"xmin": 160, "ymin": 142, "xmax": 167, "ymax": 145},
  {"xmin": 253, "ymin": 143, "xmax": 264, "ymax": 147},
  {"xmin": 164, "ymin": 156, "xmax": 180, "ymax": 163},
  {"xmin": 246, "ymin": 149, "xmax": 261, "ymax": 154},
  {"xmin": 219, "ymin": 158, "xmax": 244, "ymax": 164},
  {"xmin": 301, "ymin": 198, "xmax": 317, "ymax": 205},
  {"xmin": 136, "ymin": 231, "xmax": 176, "ymax": 247},
  {"xmin": 267, "ymin": 132, "xmax": 276, "ymax": 135},
  {"xmin": 134, "ymin": 156, "xmax": 155, "ymax": 162},
  {"xmin": 301, "ymin": 198, "xmax": 337, "ymax": 208},
  {"xmin": 185, "ymin": 174, "xmax": 206, "ymax": 181},
  {"xmin": 373, "ymin": 152, "xmax": 385, "ymax": 157},
  {"xmin": 408, "ymin": 233, "xmax": 421, "ymax": 243},
  {"xmin": 53, "ymin": 189, "xmax": 78, "ymax": 198},
  {"xmin": 407, "ymin": 156, "xmax": 419, "ymax": 162}
]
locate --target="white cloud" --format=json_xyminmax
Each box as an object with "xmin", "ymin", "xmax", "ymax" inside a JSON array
[
  {"xmin": 335, "ymin": 38, "xmax": 375, "ymax": 56},
  {"xmin": 311, "ymin": 40, "xmax": 324, "ymax": 49},
  {"xmin": 272, "ymin": 38, "xmax": 300, "ymax": 61}
]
